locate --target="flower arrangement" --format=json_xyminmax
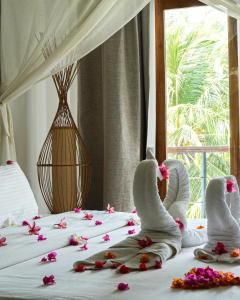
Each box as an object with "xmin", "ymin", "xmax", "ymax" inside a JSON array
[{"xmin": 172, "ymin": 266, "xmax": 240, "ymax": 289}]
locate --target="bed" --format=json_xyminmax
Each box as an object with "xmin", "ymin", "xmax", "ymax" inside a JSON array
[
  {"xmin": 1, "ymin": 211, "xmax": 234, "ymax": 300},
  {"xmin": 1, "ymin": 163, "xmax": 239, "ymax": 300}
]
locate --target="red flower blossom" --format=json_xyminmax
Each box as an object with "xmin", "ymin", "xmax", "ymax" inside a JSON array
[
  {"xmin": 155, "ymin": 260, "xmax": 162, "ymax": 269},
  {"xmin": 159, "ymin": 163, "xmax": 169, "ymax": 180},
  {"xmin": 95, "ymin": 261, "xmax": 105, "ymax": 269},
  {"xmin": 41, "ymin": 252, "xmax": 57, "ymax": 263},
  {"xmin": 128, "ymin": 229, "xmax": 136, "ymax": 235},
  {"xmin": 22, "ymin": 220, "xmax": 30, "ymax": 226},
  {"xmin": 74, "ymin": 263, "xmax": 86, "ymax": 272},
  {"xmin": 74, "ymin": 207, "xmax": 81, "ymax": 213},
  {"xmin": 28, "ymin": 222, "xmax": 41, "ymax": 235},
  {"xmin": 42, "ymin": 275, "xmax": 55, "ymax": 286},
  {"xmin": 54, "ymin": 218, "xmax": 67, "ymax": 229},
  {"xmin": 139, "ymin": 262, "xmax": 147, "ymax": 271},
  {"xmin": 37, "ymin": 234, "xmax": 47, "ymax": 241},
  {"xmin": 102, "ymin": 234, "xmax": 110, "ymax": 242},
  {"xmin": 83, "ymin": 213, "xmax": 93, "ymax": 220},
  {"xmin": 212, "ymin": 242, "xmax": 228, "ymax": 255},
  {"xmin": 6, "ymin": 160, "xmax": 13, "ymax": 165},
  {"xmin": 68, "ymin": 235, "xmax": 81, "ymax": 246},
  {"xmin": 138, "ymin": 236, "xmax": 153, "ymax": 248},
  {"xmin": 226, "ymin": 180, "xmax": 237, "ymax": 193},
  {"xmin": 127, "ymin": 219, "xmax": 135, "ymax": 226},
  {"xmin": 117, "ymin": 282, "xmax": 129, "ymax": 291},
  {"xmin": 119, "ymin": 265, "xmax": 130, "ymax": 274},
  {"xmin": 106, "ymin": 204, "xmax": 115, "ymax": 213},
  {"xmin": 0, "ymin": 236, "xmax": 7, "ymax": 247},
  {"xmin": 95, "ymin": 220, "xmax": 103, "ymax": 226},
  {"xmin": 80, "ymin": 244, "xmax": 88, "ymax": 251}
]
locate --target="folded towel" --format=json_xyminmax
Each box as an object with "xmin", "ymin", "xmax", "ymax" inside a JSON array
[
  {"xmin": 194, "ymin": 176, "xmax": 240, "ymax": 263},
  {"xmin": 146, "ymin": 148, "xmax": 207, "ymax": 247},
  {"xmin": 163, "ymin": 159, "xmax": 207, "ymax": 247},
  {"xmin": 74, "ymin": 158, "xmax": 182, "ymax": 271}
]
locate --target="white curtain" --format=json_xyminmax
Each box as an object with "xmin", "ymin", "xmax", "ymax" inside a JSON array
[
  {"xmin": 0, "ymin": 0, "xmax": 151, "ymax": 162},
  {"xmin": 199, "ymin": 0, "xmax": 240, "ymax": 19}
]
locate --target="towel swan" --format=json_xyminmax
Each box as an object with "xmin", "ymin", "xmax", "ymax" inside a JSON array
[
  {"xmin": 146, "ymin": 148, "xmax": 207, "ymax": 247},
  {"xmin": 194, "ymin": 176, "xmax": 240, "ymax": 263},
  {"xmin": 74, "ymin": 156, "xmax": 182, "ymax": 271}
]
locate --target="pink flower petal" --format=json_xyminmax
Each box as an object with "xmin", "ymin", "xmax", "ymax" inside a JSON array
[
  {"xmin": 175, "ymin": 218, "xmax": 184, "ymax": 231},
  {"xmin": 212, "ymin": 242, "xmax": 228, "ymax": 255},
  {"xmin": 80, "ymin": 244, "xmax": 88, "ymax": 251},
  {"xmin": 117, "ymin": 282, "xmax": 129, "ymax": 291},
  {"xmin": 54, "ymin": 218, "xmax": 67, "ymax": 229},
  {"xmin": 102, "ymin": 234, "xmax": 110, "ymax": 242},
  {"xmin": 128, "ymin": 229, "xmax": 136, "ymax": 235},
  {"xmin": 47, "ymin": 252, "xmax": 57, "ymax": 262},
  {"xmin": 68, "ymin": 235, "xmax": 80, "ymax": 246},
  {"xmin": 0, "ymin": 236, "xmax": 7, "ymax": 247},
  {"xmin": 81, "ymin": 236, "xmax": 89, "ymax": 241},
  {"xmin": 138, "ymin": 236, "xmax": 153, "ymax": 248},
  {"xmin": 159, "ymin": 163, "xmax": 169, "ymax": 180},
  {"xmin": 42, "ymin": 275, "xmax": 55, "ymax": 286},
  {"xmin": 74, "ymin": 263, "xmax": 86, "ymax": 272},
  {"xmin": 37, "ymin": 234, "xmax": 47, "ymax": 241},
  {"xmin": 74, "ymin": 208, "xmax": 81, "ymax": 213},
  {"xmin": 226, "ymin": 179, "xmax": 237, "ymax": 193},
  {"xmin": 22, "ymin": 220, "xmax": 30, "ymax": 226},
  {"xmin": 28, "ymin": 221, "xmax": 41, "ymax": 235},
  {"xmin": 33, "ymin": 215, "xmax": 41, "ymax": 220},
  {"xmin": 127, "ymin": 219, "xmax": 135, "ymax": 226},
  {"xmin": 95, "ymin": 220, "xmax": 103, "ymax": 226},
  {"xmin": 82, "ymin": 213, "xmax": 93, "ymax": 220},
  {"xmin": 132, "ymin": 208, "xmax": 137, "ymax": 213},
  {"xmin": 106, "ymin": 204, "xmax": 115, "ymax": 213},
  {"xmin": 41, "ymin": 257, "xmax": 48, "ymax": 263}
]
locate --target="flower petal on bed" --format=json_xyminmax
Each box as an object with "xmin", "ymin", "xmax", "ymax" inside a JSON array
[
  {"xmin": 106, "ymin": 204, "xmax": 115, "ymax": 213},
  {"xmin": 28, "ymin": 222, "xmax": 41, "ymax": 235},
  {"xmin": 42, "ymin": 275, "xmax": 55, "ymax": 286},
  {"xmin": 0, "ymin": 236, "xmax": 7, "ymax": 247}
]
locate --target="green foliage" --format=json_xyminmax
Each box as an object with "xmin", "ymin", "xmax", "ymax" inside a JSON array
[{"xmin": 165, "ymin": 8, "xmax": 230, "ymax": 218}]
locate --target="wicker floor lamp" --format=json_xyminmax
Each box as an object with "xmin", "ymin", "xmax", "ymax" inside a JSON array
[{"xmin": 37, "ymin": 57, "xmax": 91, "ymax": 213}]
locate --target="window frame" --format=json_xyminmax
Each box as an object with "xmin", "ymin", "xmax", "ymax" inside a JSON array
[{"xmin": 155, "ymin": 0, "xmax": 240, "ymax": 198}]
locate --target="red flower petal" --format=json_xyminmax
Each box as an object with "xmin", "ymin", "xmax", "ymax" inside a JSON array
[
  {"xmin": 74, "ymin": 264, "xmax": 86, "ymax": 272},
  {"xmin": 119, "ymin": 265, "xmax": 130, "ymax": 274},
  {"xmin": 117, "ymin": 282, "xmax": 129, "ymax": 291}
]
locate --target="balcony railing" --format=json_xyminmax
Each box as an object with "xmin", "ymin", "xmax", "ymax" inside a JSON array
[{"xmin": 167, "ymin": 146, "xmax": 230, "ymax": 217}]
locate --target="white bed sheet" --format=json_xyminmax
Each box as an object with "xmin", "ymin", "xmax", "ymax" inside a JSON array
[
  {"xmin": 0, "ymin": 210, "xmax": 137, "ymax": 270},
  {"xmin": 1, "ymin": 218, "xmax": 237, "ymax": 300}
]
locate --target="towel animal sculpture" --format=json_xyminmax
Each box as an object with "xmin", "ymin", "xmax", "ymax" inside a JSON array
[
  {"xmin": 194, "ymin": 176, "xmax": 240, "ymax": 263},
  {"xmin": 74, "ymin": 151, "xmax": 206, "ymax": 272}
]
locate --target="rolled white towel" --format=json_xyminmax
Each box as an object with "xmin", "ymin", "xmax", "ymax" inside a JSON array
[{"xmin": 194, "ymin": 176, "xmax": 240, "ymax": 263}]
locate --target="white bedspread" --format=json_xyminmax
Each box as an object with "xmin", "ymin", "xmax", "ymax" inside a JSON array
[
  {"xmin": 1, "ymin": 217, "xmax": 237, "ymax": 300},
  {"xmin": 0, "ymin": 210, "xmax": 137, "ymax": 270}
]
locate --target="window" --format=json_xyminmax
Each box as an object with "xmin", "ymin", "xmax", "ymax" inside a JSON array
[{"xmin": 155, "ymin": 0, "xmax": 239, "ymax": 218}]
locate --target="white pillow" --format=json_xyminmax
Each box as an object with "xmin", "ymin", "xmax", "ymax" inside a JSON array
[{"xmin": 0, "ymin": 162, "xmax": 38, "ymax": 227}]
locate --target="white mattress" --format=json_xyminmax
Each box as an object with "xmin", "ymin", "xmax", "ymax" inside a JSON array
[{"xmin": 0, "ymin": 213, "xmax": 238, "ymax": 300}]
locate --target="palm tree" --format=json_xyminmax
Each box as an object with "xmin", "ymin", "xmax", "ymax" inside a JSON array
[{"xmin": 165, "ymin": 8, "xmax": 230, "ymax": 218}]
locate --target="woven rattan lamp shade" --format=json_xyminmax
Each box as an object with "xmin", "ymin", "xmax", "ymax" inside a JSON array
[{"xmin": 37, "ymin": 62, "xmax": 91, "ymax": 213}]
